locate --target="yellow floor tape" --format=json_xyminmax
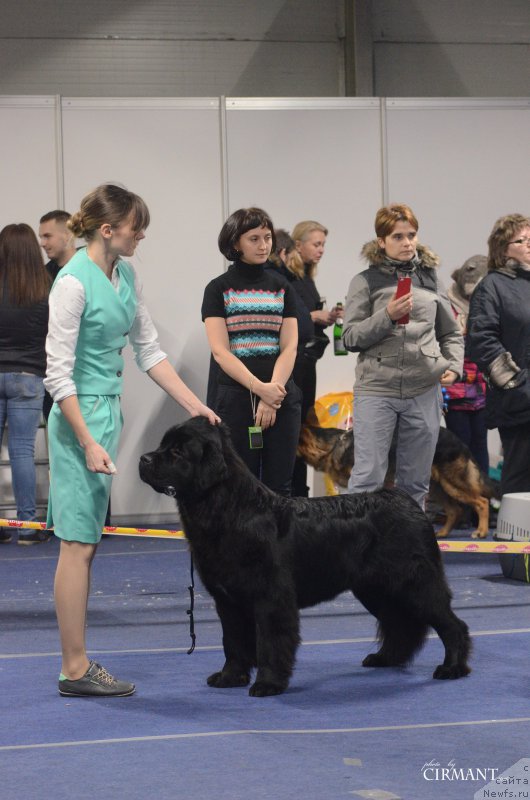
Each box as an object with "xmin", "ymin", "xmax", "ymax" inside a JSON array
[
  {"xmin": 0, "ymin": 518, "xmax": 185, "ymax": 540},
  {"xmin": 1, "ymin": 518, "xmax": 530, "ymax": 552}
]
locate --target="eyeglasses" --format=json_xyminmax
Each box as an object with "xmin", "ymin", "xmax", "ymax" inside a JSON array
[{"xmin": 508, "ymin": 238, "xmax": 530, "ymax": 245}]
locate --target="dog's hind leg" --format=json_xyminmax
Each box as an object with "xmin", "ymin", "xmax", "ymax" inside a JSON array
[
  {"xmin": 354, "ymin": 589, "xmax": 427, "ymax": 668},
  {"xmin": 363, "ymin": 611, "xmax": 429, "ymax": 668},
  {"xmin": 394, "ymin": 579, "xmax": 472, "ymax": 679},
  {"xmin": 207, "ymin": 597, "xmax": 256, "ymax": 689},
  {"xmin": 249, "ymin": 593, "xmax": 301, "ymax": 697},
  {"xmin": 428, "ymin": 609, "xmax": 472, "ymax": 680}
]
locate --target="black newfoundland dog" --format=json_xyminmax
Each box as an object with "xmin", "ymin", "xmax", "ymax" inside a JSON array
[{"xmin": 139, "ymin": 418, "xmax": 471, "ymax": 697}]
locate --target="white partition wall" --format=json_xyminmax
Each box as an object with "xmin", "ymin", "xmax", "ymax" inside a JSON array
[
  {"xmin": 0, "ymin": 95, "xmax": 528, "ymax": 517},
  {"xmin": 384, "ymin": 98, "xmax": 530, "ymax": 282},
  {"xmin": 61, "ymin": 98, "xmax": 225, "ymax": 519},
  {"xmin": 0, "ymin": 96, "xmax": 60, "ymax": 225},
  {"xmin": 224, "ymin": 98, "xmax": 384, "ymax": 394}
]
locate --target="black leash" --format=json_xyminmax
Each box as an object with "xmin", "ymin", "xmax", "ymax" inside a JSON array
[{"xmin": 186, "ymin": 553, "xmax": 196, "ymax": 654}]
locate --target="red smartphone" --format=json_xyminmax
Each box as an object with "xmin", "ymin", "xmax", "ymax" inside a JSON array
[{"xmin": 395, "ymin": 276, "xmax": 412, "ymax": 324}]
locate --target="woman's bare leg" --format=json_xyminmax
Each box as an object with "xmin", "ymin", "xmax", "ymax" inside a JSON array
[{"xmin": 54, "ymin": 539, "xmax": 98, "ymax": 679}]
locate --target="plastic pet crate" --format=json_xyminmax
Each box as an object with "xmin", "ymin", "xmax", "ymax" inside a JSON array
[{"xmin": 494, "ymin": 492, "xmax": 530, "ymax": 582}]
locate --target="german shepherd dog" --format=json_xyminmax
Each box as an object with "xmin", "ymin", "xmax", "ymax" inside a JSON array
[
  {"xmin": 139, "ymin": 418, "xmax": 471, "ymax": 697},
  {"xmin": 298, "ymin": 424, "xmax": 496, "ymax": 539}
]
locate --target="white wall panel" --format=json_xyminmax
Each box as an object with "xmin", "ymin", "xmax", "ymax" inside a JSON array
[
  {"xmin": 0, "ymin": 97, "xmax": 59, "ymax": 227},
  {"xmin": 61, "ymin": 98, "xmax": 223, "ymax": 520},
  {"xmin": 384, "ymin": 98, "xmax": 530, "ymax": 282},
  {"xmin": 225, "ymin": 98, "xmax": 383, "ymax": 398}
]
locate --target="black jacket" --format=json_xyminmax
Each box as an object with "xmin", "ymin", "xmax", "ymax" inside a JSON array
[
  {"xmin": 0, "ymin": 292, "xmax": 49, "ymax": 377},
  {"xmin": 466, "ymin": 264, "xmax": 530, "ymax": 429},
  {"xmin": 266, "ymin": 262, "xmax": 313, "ymax": 347}
]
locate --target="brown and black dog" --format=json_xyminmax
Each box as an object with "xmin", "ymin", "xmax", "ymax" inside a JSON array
[{"xmin": 298, "ymin": 423, "xmax": 497, "ymax": 539}]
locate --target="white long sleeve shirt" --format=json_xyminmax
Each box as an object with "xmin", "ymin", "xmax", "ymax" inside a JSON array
[{"xmin": 44, "ymin": 262, "xmax": 166, "ymax": 402}]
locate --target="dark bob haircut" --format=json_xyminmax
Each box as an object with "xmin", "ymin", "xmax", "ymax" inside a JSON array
[{"xmin": 218, "ymin": 207, "xmax": 276, "ymax": 261}]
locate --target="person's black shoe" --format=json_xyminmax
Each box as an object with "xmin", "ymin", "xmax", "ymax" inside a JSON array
[
  {"xmin": 17, "ymin": 530, "xmax": 52, "ymax": 546},
  {"xmin": 0, "ymin": 529, "xmax": 12, "ymax": 544},
  {"xmin": 58, "ymin": 661, "xmax": 135, "ymax": 697}
]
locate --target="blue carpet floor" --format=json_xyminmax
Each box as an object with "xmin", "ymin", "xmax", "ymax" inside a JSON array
[{"xmin": 0, "ymin": 531, "xmax": 529, "ymax": 800}]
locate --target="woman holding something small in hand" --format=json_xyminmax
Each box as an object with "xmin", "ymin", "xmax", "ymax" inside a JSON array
[
  {"xmin": 202, "ymin": 207, "xmax": 301, "ymax": 496},
  {"xmin": 45, "ymin": 184, "xmax": 219, "ymax": 698},
  {"xmin": 342, "ymin": 203, "xmax": 464, "ymax": 509}
]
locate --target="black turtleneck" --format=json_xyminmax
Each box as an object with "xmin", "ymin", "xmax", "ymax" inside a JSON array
[{"xmin": 201, "ymin": 259, "xmax": 298, "ymax": 385}]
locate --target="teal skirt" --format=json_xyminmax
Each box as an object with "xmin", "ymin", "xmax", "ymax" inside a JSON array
[{"xmin": 47, "ymin": 395, "xmax": 122, "ymax": 543}]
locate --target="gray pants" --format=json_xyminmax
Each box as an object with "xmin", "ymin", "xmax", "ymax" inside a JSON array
[{"xmin": 348, "ymin": 384, "xmax": 442, "ymax": 508}]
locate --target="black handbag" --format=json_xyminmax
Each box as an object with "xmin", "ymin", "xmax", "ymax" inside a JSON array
[{"xmin": 303, "ymin": 331, "xmax": 330, "ymax": 362}]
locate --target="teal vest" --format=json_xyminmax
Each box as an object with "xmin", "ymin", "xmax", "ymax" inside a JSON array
[{"xmin": 58, "ymin": 248, "xmax": 137, "ymax": 395}]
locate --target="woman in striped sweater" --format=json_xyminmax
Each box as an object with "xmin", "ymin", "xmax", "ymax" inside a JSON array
[{"xmin": 202, "ymin": 207, "xmax": 301, "ymax": 496}]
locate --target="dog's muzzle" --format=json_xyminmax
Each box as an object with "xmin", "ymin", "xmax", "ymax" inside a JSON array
[{"xmin": 139, "ymin": 453, "xmax": 176, "ymax": 497}]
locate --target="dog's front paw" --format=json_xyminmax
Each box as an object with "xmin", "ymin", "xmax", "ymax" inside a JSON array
[
  {"xmin": 249, "ymin": 680, "xmax": 286, "ymax": 697},
  {"xmin": 207, "ymin": 670, "xmax": 250, "ymax": 688},
  {"xmin": 362, "ymin": 652, "xmax": 390, "ymax": 668},
  {"xmin": 433, "ymin": 663, "xmax": 471, "ymax": 680}
]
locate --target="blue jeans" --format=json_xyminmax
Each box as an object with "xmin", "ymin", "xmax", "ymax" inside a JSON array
[{"xmin": 0, "ymin": 373, "xmax": 45, "ymax": 520}]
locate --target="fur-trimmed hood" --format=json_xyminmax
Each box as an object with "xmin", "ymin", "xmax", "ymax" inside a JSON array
[
  {"xmin": 494, "ymin": 258, "xmax": 529, "ymax": 278},
  {"xmin": 361, "ymin": 240, "xmax": 440, "ymax": 269}
]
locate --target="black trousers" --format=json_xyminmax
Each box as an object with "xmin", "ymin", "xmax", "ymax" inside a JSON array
[
  {"xmin": 214, "ymin": 379, "xmax": 301, "ymax": 496},
  {"xmin": 499, "ymin": 422, "xmax": 530, "ymax": 495},
  {"xmin": 290, "ymin": 356, "xmax": 317, "ymax": 497},
  {"xmin": 445, "ymin": 407, "xmax": 489, "ymax": 475}
]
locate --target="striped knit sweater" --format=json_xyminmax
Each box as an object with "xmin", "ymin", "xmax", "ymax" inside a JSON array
[{"xmin": 202, "ymin": 260, "xmax": 297, "ymax": 385}]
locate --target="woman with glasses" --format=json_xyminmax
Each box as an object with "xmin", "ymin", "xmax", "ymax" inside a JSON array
[{"xmin": 467, "ymin": 213, "xmax": 530, "ymax": 495}]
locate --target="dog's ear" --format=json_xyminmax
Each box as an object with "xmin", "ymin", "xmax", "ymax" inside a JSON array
[{"xmin": 196, "ymin": 428, "xmax": 229, "ymax": 494}]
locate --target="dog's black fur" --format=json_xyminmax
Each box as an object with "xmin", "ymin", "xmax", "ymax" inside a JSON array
[{"xmin": 139, "ymin": 418, "xmax": 471, "ymax": 697}]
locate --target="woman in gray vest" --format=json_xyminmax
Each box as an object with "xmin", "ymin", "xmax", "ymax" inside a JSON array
[
  {"xmin": 44, "ymin": 184, "xmax": 219, "ymax": 698},
  {"xmin": 342, "ymin": 204, "xmax": 463, "ymax": 510}
]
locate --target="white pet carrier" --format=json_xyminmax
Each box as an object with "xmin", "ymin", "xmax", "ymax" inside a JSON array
[{"xmin": 494, "ymin": 492, "xmax": 530, "ymax": 582}]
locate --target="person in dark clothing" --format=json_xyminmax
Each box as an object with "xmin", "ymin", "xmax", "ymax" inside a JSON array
[
  {"xmin": 268, "ymin": 228, "xmax": 314, "ymax": 347},
  {"xmin": 444, "ymin": 255, "xmax": 489, "ymax": 475},
  {"xmin": 467, "ymin": 213, "xmax": 530, "ymax": 496},
  {"xmin": 288, "ymin": 220, "xmax": 340, "ymax": 496},
  {"xmin": 39, "ymin": 210, "xmax": 76, "ymax": 281},
  {"xmin": 0, "ymin": 223, "xmax": 51, "ymax": 545},
  {"xmin": 39, "ymin": 210, "xmax": 77, "ymax": 420},
  {"xmin": 202, "ymin": 208, "xmax": 301, "ymax": 496}
]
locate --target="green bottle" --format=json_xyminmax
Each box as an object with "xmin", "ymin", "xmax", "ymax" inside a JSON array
[{"xmin": 333, "ymin": 302, "xmax": 348, "ymax": 356}]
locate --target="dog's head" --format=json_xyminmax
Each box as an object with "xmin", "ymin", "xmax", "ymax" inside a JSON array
[
  {"xmin": 139, "ymin": 417, "xmax": 229, "ymax": 501},
  {"xmin": 297, "ymin": 425, "xmax": 353, "ymax": 487},
  {"xmin": 451, "ymin": 255, "xmax": 487, "ymax": 299}
]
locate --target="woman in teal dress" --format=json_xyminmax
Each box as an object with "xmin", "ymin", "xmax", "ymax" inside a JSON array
[{"xmin": 44, "ymin": 184, "xmax": 219, "ymax": 698}]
